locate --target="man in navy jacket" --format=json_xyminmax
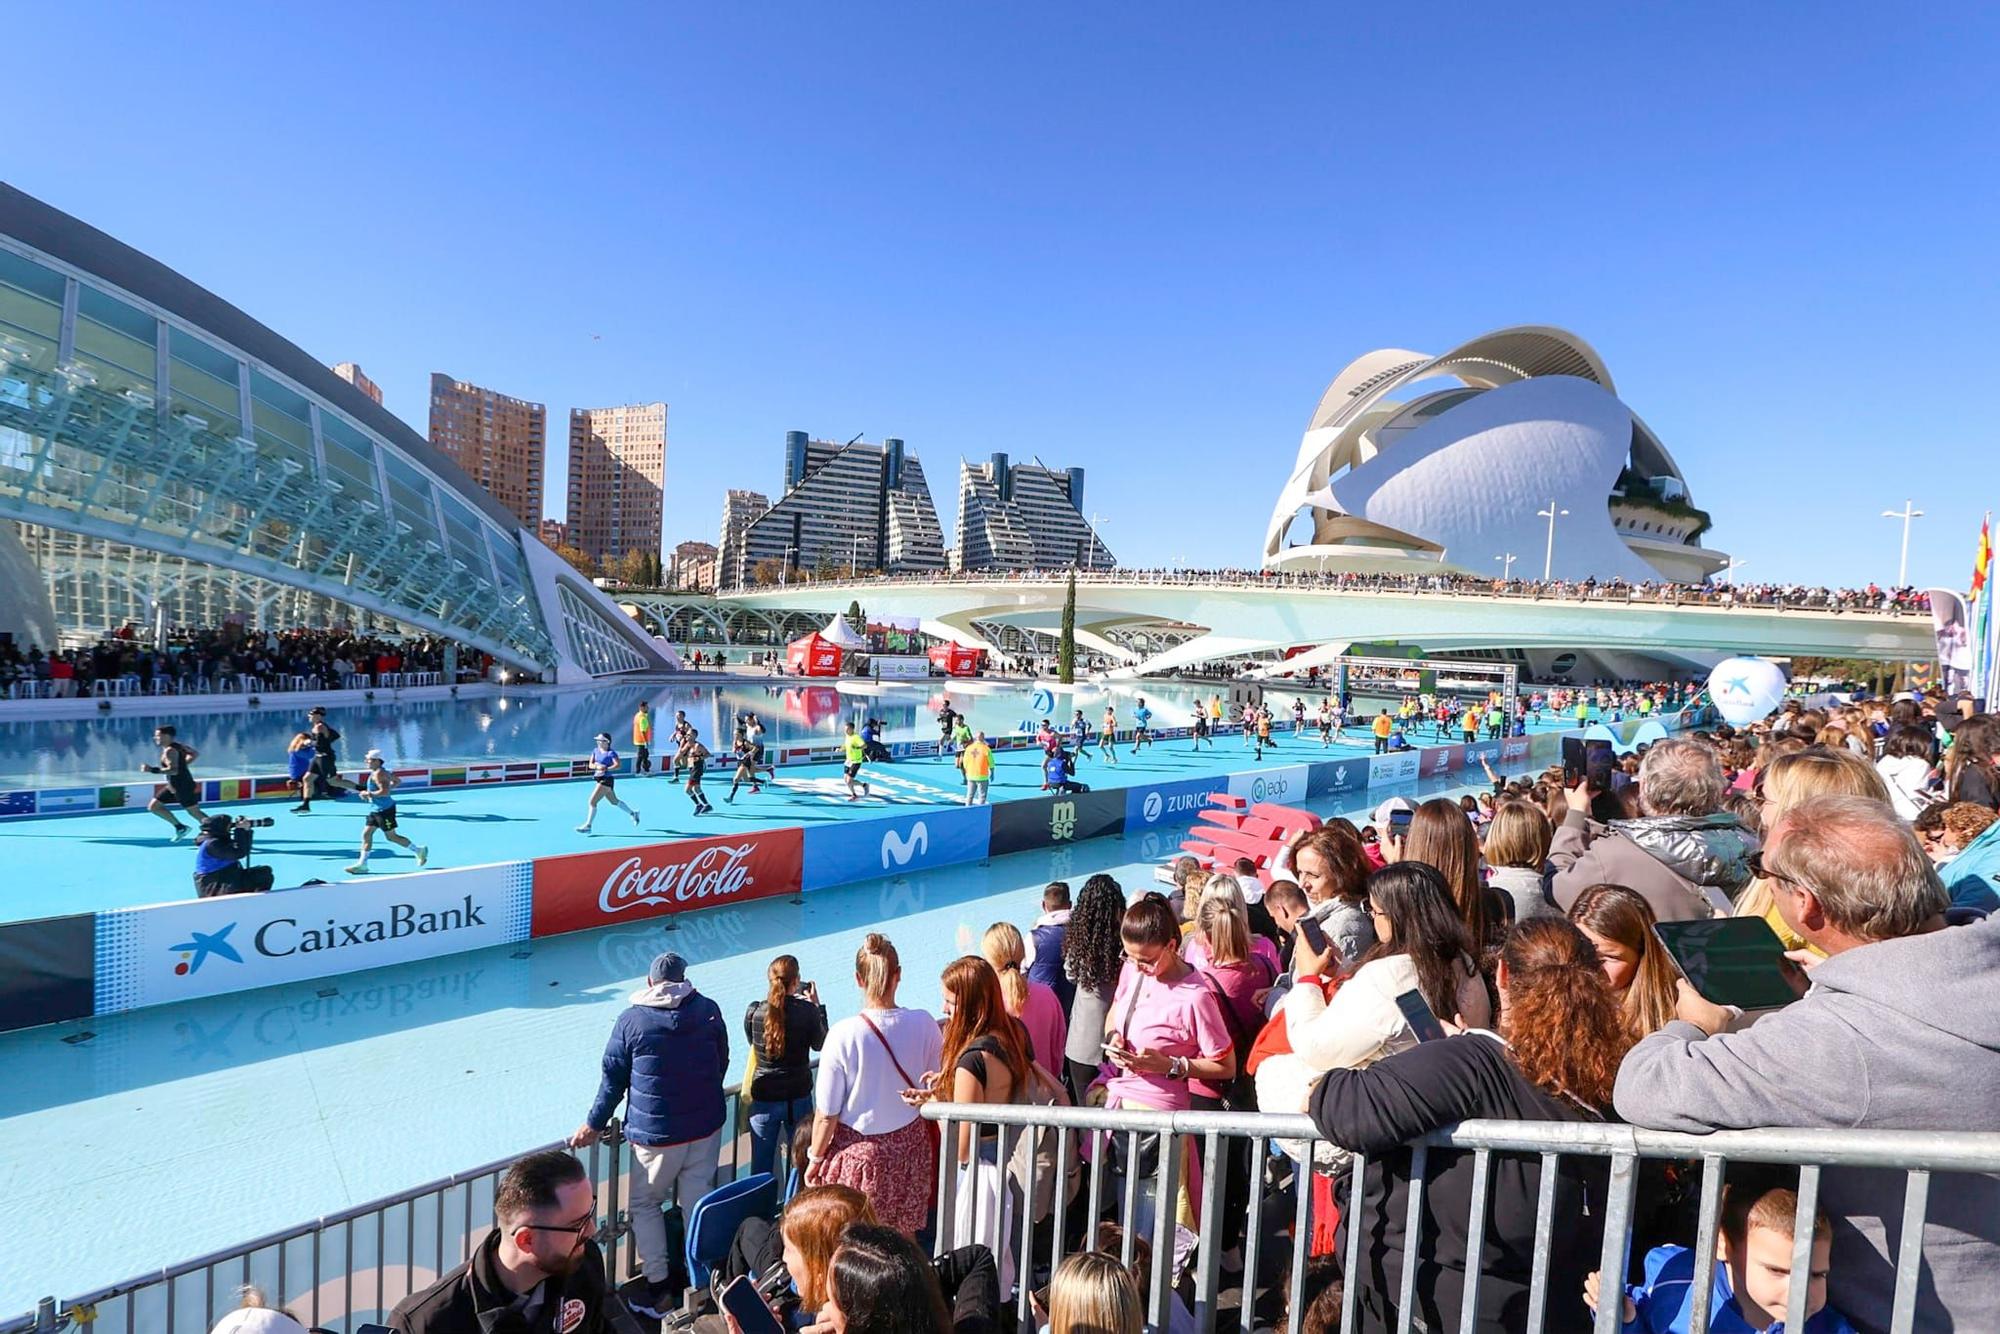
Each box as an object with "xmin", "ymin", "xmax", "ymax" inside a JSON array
[{"xmin": 570, "ymin": 952, "xmax": 728, "ymax": 1318}]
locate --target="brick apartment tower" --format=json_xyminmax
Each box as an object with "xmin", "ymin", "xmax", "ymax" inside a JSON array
[
  {"xmin": 427, "ymin": 373, "xmax": 547, "ymax": 529},
  {"xmin": 566, "ymin": 402, "xmax": 666, "ymax": 564}
]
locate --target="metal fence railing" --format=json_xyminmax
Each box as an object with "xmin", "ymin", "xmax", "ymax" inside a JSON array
[
  {"xmin": 921, "ymin": 1102, "xmax": 2000, "ymax": 1334},
  {"xmin": 2, "ymin": 1081, "xmax": 790, "ymax": 1334}
]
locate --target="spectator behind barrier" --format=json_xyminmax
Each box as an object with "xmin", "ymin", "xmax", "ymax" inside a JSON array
[
  {"xmin": 208, "ymin": 1286, "xmax": 308, "ymax": 1334},
  {"xmin": 1936, "ymin": 804, "xmax": 2000, "ymax": 915},
  {"xmin": 1566, "ymin": 883, "xmax": 1680, "ymax": 1039},
  {"xmin": 1043, "ymin": 1252, "xmax": 1141, "ymax": 1334},
  {"xmin": 1286, "ymin": 825, "xmax": 1375, "ymax": 976},
  {"xmin": 1480, "ymin": 800, "xmax": 1560, "ymax": 923},
  {"xmin": 1551, "ymin": 738, "xmax": 1759, "ymax": 921},
  {"xmin": 1310, "ymin": 917, "xmax": 1634, "ymax": 1334},
  {"xmin": 1396, "ymin": 797, "xmax": 1504, "ymax": 944},
  {"xmin": 1732, "ymin": 748, "xmax": 1893, "ymax": 954},
  {"xmin": 826, "ymin": 1223, "xmax": 991, "ymax": 1334},
  {"xmin": 982, "ymin": 922, "xmax": 1068, "ymax": 1083},
  {"xmin": 1059, "ymin": 875, "xmax": 1127, "ymax": 1104},
  {"xmin": 744, "ymin": 954, "xmax": 829, "ymax": 1180},
  {"xmin": 1028, "ymin": 882, "xmax": 1075, "ymax": 1011},
  {"xmin": 1613, "ymin": 795, "xmax": 2000, "ymax": 1334}
]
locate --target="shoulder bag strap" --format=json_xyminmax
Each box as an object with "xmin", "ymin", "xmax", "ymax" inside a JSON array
[{"xmin": 858, "ymin": 1012, "xmax": 922, "ymax": 1089}]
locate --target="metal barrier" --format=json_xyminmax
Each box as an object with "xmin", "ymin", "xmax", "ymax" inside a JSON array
[
  {"xmin": 921, "ymin": 1102, "xmax": 2000, "ymax": 1334},
  {"xmin": 1, "ymin": 1080, "xmax": 796, "ymax": 1334}
]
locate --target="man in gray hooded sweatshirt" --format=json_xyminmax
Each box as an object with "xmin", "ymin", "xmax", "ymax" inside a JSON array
[
  {"xmin": 1550, "ymin": 736, "xmax": 1758, "ymax": 920},
  {"xmin": 1614, "ymin": 795, "xmax": 2000, "ymax": 1334}
]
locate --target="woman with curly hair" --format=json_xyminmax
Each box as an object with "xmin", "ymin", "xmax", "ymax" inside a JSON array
[
  {"xmin": 1060, "ymin": 873, "xmax": 1127, "ymax": 1100},
  {"xmin": 1309, "ymin": 918, "xmax": 1632, "ymax": 1334}
]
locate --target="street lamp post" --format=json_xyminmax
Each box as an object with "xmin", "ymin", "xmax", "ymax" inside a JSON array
[
  {"xmin": 1536, "ymin": 501, "xmax": 1569, "ymax": 581},
  {"xmin": 1494, "ymin": 552, "xmax": 1517, "ymax": 581},
  {"xmin": 1087, "ymin": 512, "xmax": 1108, "ymax": 570},
  {"xmin": 1881, "ymin": 500, "xmax": 1923, "ymax": 586},
  {"xmin": 780, "ymin": 544, "xmax": 797, "ymax": 587},
  {"xmin": 1720, "ymin": 556, "xmax": 1748, "ymax": 585},
  {"xmin": 851, "ymin": 534, "xmax": 864, "ymax": 577}
]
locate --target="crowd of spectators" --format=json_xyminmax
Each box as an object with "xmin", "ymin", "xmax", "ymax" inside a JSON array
[
  {"xmin": 198, "ymin": 683, "xmax": 1997, "ymax": 1334},
  {"xmin": 0, "ymin": 626, "xmax": 495, "ymax": 695}
]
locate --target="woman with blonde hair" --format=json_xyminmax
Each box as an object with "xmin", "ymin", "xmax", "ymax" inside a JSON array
[
  {"xmin": 1397, "ymin": 797, "xmax": 1502, "ymax": 944},
  {"xmin": 1481, "ymin": 800, "xmax": 1557, "ymax": 922},
  {"xmin": 1736, "ymin": 746, "xmax": 1893, "ymax": 951},
  {"xmin": 1045, "ymin": 1251, "xmax": 1142, "ymax": 1334},
  {"xmin": 981, "ymin": 921, "xmax": 1068, "ymax": 1082},
  {"xmin": 1566, "ymin": 883, "xmax": 1679, "ymax": 1038},
  {"xmin": 807, "ymin": 934, "xmax": 943, "ymax": 1236}
]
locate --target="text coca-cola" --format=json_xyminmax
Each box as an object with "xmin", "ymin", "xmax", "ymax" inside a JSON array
[
  {"xmin": 598, "ymin": 843, "xmax": 757, "ymax": 914},
  {"xmin": 532, "ymin": 828, "xmax": 803, "ymax": 937}
]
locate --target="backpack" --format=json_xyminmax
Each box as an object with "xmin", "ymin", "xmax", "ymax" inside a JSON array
[{"xmin": 1008, "ymin": 1062, "xmax": 1082, "ymax": 1220}]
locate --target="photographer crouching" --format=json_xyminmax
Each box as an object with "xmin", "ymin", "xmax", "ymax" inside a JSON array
[{"xmin": 193, "ymin": 814, "xmax": 277, "ymax": 898}]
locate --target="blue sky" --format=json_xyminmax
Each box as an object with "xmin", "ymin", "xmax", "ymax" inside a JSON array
[{"xmin": 11, "ymin": 3, "xmax": 1997, "ymax": 588}]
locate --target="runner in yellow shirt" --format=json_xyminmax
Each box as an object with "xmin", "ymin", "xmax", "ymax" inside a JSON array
[{"xmin": 842, "ymin": 722, "xmax": 871, "ymax": 801}]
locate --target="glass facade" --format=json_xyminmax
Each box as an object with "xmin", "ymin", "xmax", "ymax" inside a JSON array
[{"xmin": 0, "ymin": 239, "xmax": 558, "ymax": 670}]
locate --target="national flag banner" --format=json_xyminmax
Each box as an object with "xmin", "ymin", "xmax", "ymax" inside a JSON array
[
  {"xmin": 540, "ymin": 760, "xmax": 572, "ymax": 779},
  {"xmin": 467, "ymin": 764, "xmax": 504, "ymax": 785},
  {"xmin": 253, "ymin": 776, "xmax": 294, "ymax": 798},
  {"xmin": 0, "ymin": 791, "xmax": 33, "ymax": 818},
  {"xmin": 1974, "ymin": 513, "xmax": 1997, "ymax": 703},
  {"xmin": 505, "ymin": 763, "xmax": 540, "ymax": 782},
  {"xmin": 98, "ymin": 785, "xmax": 131, "ymax": 808},
  {"xmin": 394, "ymin": 768, "xmax": 430, "ymax": 790},
  {"xmin": 430, "ymin": 767, "xmax": 467, "ymax": 788},
  {"xmin": 213, "ymin": 778, "xmax": 253, "ymax": 802},
  {"xmin": 37, "ymin": 788, "xmax": 98, "ymax": 813}
]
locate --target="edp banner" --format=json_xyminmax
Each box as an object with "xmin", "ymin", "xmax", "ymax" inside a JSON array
[
  {"xmin": 96, "ymin": 861, "xmax": 528, "ymax": 1013},
  {"xmin": 989, "ymin": 790, "xmax": 1125, "ymax": 858},
  {"xmin": 1226, "ymin": 764, "xmax": 1310, "ymax": 807},
  {"xmin": 803, "ymin": 804, "xmax": 992, "ymax": 892}
]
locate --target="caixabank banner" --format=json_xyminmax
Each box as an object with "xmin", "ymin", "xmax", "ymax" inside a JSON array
[
  {"xmin": 530, "ymin": 827, "xmax": 804, "ymax": 937},
  {"xmin": 802, "ymin": 805, "xmax": 992, "ymax": 892},
  {"xmin": 989, "ymin": 789, "xmax": 1125, "ymax": 858},
  {"xmin": 95, "ymin": 862, "xmax": 529, "ymax": 1013}
]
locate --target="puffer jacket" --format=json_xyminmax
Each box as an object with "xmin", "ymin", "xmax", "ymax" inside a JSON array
[
  {"xmin": 586, "ymin": 980, "xmax": 729, "ymax": 1147},
  {"xmin": 1549, "ymin": 809, "xmax": 1758, "ymax": 922}
]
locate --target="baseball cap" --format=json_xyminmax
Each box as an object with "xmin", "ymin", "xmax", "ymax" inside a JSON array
[
  {"xmin": 594, "ymin": 731, "xmax": 612, "ymax": 742},
  {"xmin": 649, "ymin": 952, "xmax": 688, "ymax": 985},
  {"xmin": 1372, "ymin": 796, "xmax": 1415, "ymax": 827},
  {"xmin": 364, "ymin": 748, "xmax": 384, "ymax": 762},
  {"xmin": 209, "ymin": 1309, "xmax": 309, "ymax": 1334}
]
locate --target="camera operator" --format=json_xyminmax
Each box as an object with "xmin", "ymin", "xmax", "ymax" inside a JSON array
[{"xmin": 193, "ymin": 815, "xmax": 276, "ymax": 898}]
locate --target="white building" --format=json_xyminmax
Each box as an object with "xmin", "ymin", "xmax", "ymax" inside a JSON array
[
  {"xmin": 1264, "ymin": 325, "xmax": 1728, "ymax": 584},
  {"xmin": 952, "ymin": 453, "xmax": 1114, "ymax": 572},
  {"xmin": 739, "ymin": 433, "xmax": 946, "ymax": 577}
]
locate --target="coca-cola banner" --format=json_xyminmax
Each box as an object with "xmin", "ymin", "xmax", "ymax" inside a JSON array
[{"xmin": 529, "ymin": 828, "xmax": 805, "ymax": 938}]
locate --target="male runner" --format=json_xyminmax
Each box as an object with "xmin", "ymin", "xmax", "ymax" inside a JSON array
[
  {"xmin": 576, "ymin": 731, "xmax": 640, "ymax": 832},
  {"xmin": 1317, "ymin": 699, "xmax": 1336, "ymax": 747},
  {"xmin": 1099, "ymin": 703, "xmax": 1119, "ymax": 764},
  {"xmin": 667, "ymin": 710, "xmax": 693, "ymax": 776},
  {"xmin": 938, "ymin": 703, "xmax": 959, "ymax": 756},
  {"xmin": 1068, "ymin": 709, "xmax": 1092, "ymax": 762},
  {"xmin": 631, "ymin": 700, "xmax": 654, "ymax": 774},
  {"xmin": 725, "ymin": 727, "xmax": 763, "ymax": 802},
  {"xmin": 1132, "ymin": 697, "xmax": 1154, "ymax": 750},
  {"xmin": 841, "ymin": 721, "xmax": 872, "ymax": 800},
  {"xmin": 143, "ymin": 725, "xmax": 211, "ymax": 839},
  {"xmin": 348, "ymin": 749, "xmax": 429, "ymax": 874},
  {"xmin": 291, "ymin": 706, "xmax": 360, "ymax": 812},
  {"xmin": 1191, "ymin": 701, "xmax": 1211, "ymax": 751},
  {"xmin": 961, "ymin": 730, "xmax": 993, "ymax": 806},
  {"xmin": 1254, "ymin": 706, "xmax": 1274, "ymax": 760},
  {"xmin": 743, "ymin": 711, "xmax": 774, "ymax": 778},
  {"xmin": 1291, "ymin": 699, "xmax": 1307, "ymax": 734},
  {"xmin": 679, "ymin": 727, "xmax": 715, "ymax": 815}
]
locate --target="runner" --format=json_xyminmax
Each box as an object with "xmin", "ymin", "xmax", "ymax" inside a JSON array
[
  {"xmin": 950, "ymin": 714, "xmax": 973, "ymax": 761},
  {"xmin": 1291, "ymin": 699, "xmax": 1307, "ymax": 734},
  {"xmin": 841, "ymin": 721, "xmax": 872, "ymax": 800},
  {"xmin": 142, "ymin": 725, "xmax": 210, "ymax": 839},
  {"xmin": 1099, "ymin": 703, "xmax": 1120, "ymax": 764},
  {"xmin": 291, "ymin": 706, "xmax": 360, "ymax": 812},
  {"xmin": 1133, "ymin": 697, "xmax": 1154, "ymax": 750},
  {"xmin": 725, "ymin": 727, "xmax": 763, "ymax": 803},
  {"xmin": 1069, "ymin": 709, "xmax": 1092, "ymax": 763},
  {"xmin": 680, "ymin": 727, "xmax": 716, "ymax": 815},
  {"xmin": 1317, "ymin": 699, "xmax": 1336, "ymax": 747},
  {"xmin": 347, "ymin": 749, "xmax": 429, "ymax": 874},
  {"xmin": 575, "ymin": 731, "xmax": 640, "ymax": 833},
  {"xmin": 961, "ymin": 729, "xmax": 993, "ymax": 806},
  {"xmin": 284, "ymin": 730, "xmax": 314, "ymax": 804},
  {"xmin": 937, "ymin": 702, "xmax": 959, "ymax": 756},
  {"xmin": 667, "ymin": 710, "xmax": 693, "ymax": 776},
  {"xmin": 1254, "ymin": 705, "xmax": 1274, "ymax": 760},
  {"xmin": 1240, "ymin": 700, "xmax": 1257, "ymax": 748},
  {"xmin": 631, "ymin": 700, "xmax": 654, "ymax": 774},
  {"xmin": 743, "ymin": 711, "xmax": 774, "ymax": 778},
  {"xmin": 1191, "ymin": 699, "xmax": 1212, "ymax": 751}
]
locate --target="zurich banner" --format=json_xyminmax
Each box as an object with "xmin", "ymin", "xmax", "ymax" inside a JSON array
[
  {"xmin": 803, "ymin": 804, "xmax": 994, "ymax": 892},
  {"xmin": 1124, "ymin": 777, "xmax": 1226, "ymax": 833},
  {"xmin": 1307, "ymin": 757, "xmax": 1370, "ymax": 799}
]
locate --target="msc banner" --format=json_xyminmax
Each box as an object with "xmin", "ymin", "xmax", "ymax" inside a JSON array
[
  {"xmin": 531, "ymin": 828, "xmax": 804, "ymax": 937},
  {"xmin": 1226, "ymin": 764, "xmax": 1310, "ymax": 807},
  {"xmin": 1307, "ymin": 758, "xmax": 1370, "ymax": 799},
  {"xmin": 1369, "ymin": 751, "xmax": 1420, "ymax": 786},
  {"xmin": 95, "ymin": 862, "xmax": 527, "ymax": 1013},
  {"xmin": 0, "ymin": 913, "xmax": 96, "ymax": 1033},
  {"xmin": 989, "ymin": 790, "xmax": 1125, "ymax": 858},
  {"xmin": 1124, "ymin": 777, "xmax": 1226, "ymax": 833},
  {"xmin": 803, "ymin": 805, "xmax": 992, "ymax": 892}
]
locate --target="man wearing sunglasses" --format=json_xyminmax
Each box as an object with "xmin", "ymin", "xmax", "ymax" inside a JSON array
[{"xmin": 390, "ymin": 1149, "xmax": 640, "ymax": 1333}]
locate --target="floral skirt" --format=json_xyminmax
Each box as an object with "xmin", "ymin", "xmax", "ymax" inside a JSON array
[{"xmin": 820, "ymin": 1117, "xmax": 936, "ymax": 1236}]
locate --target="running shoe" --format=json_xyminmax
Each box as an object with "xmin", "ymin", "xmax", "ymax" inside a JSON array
[
  {"xmin": 574, "ymin": 822, "xmax": 592, "ymax": 833},
  {"xmin": 629, "ymin": 808, "xmax": 641, "ymax": 826},
  {"xmin": 289, "ymin": 804, "xmax": 310, "ymax": 814},
  {"xmin": 415, "ymin": 845, "xmax": 430, "ymax": 868},
  {"xmin": 345, "ymin": 862, "xmax": 369, "ymax": 875},
  {"xmin": 171, "ymin": 824, "xmax": 189, "ymax": 841}
]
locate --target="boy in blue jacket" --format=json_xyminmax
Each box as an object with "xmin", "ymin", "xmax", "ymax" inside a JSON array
[{"xmin": 1586, "ymin": 1179, "xmax": 1857, "ymax": 1333}]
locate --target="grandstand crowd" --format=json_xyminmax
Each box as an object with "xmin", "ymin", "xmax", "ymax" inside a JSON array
[
  {"xmin": 0, "ymin": 626, "xmax": 495, "ymax": 694},
  {"xmin": 212, "ymin": 684, "xmax": 2000, "ymax": 1334}
]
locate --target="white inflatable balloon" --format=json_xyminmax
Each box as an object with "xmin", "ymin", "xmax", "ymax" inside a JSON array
[{"xmin": 1706, "ymin": 657, "xmax": 1788, "ymax": 726}]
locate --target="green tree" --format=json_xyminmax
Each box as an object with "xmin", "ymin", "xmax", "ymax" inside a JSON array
[
  {"xmin": 554, "ymin": 544, "xmax": 600, "ymax": 580},
  {"xmin": 846, "ymin": 599, "xmax": 866, "ymax": 636},
  {"xmin": 751, "ymin": 557, "xmax": 786, "ymax": 587},
  {"xmin": 1058, "ymin": 571, "xmax": 1076, "ymax": 684}
]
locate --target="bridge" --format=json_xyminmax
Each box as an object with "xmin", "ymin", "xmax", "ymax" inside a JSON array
[{"xmin": 719, "ymin": 573, "xmax": 1935, "ymax": 676}]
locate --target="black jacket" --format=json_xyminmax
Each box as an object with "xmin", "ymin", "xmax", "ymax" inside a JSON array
[
  {"xmin": 1308, "ymin": 1032, "xmax": 1608, "ymax": 1334},
  {"xmin": 388, "ymin": 1228, "xmax": 640, "ymax": 1334},
  {"xmin": 744, "ymin": 995, "xmax": 828, "ymax": 1103}
]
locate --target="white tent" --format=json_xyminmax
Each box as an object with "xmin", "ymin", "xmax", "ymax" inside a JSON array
[{"xmin": 818, "ymin": 614, "xmax": 869, "ymax": 649}]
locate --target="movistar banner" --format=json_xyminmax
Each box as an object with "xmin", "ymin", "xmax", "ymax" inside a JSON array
[{"xmin": 801, "ymin": 803, "xmax": 993, "ymax": 892}]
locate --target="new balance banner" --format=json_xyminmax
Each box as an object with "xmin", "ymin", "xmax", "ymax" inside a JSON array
[
  {"xmin": 1125, "ymin": 777, "xmax": 1226, "ymax": 832},
  {"xmin": 1227, "ymin": 764, "xmax": 1309, "ymax": 807},
  {"xmin": 1419, "ymin": 745, "xmax": 1464, "ymax": 778},
  {"xmin": 1307, "ymin": 757, "xmax": 1370, "ymax": 798},
  {"xmin": 988, "ymin": 790, "xmax": 1125, "ymax": 858},
  {"xmin": 803, "ymin": 805, "xmax": 992, "ymax": 892},
  {"xmin": 1369, "ymin": 752, "xmax": 1420, "ymax": 785},
  {"xmin": 0, "ymin": 913, "xmax": 95, "ymax": 1033},
  {"xmin": 531, "ymin": 828, "xmax": 803, "ymax": 937},
  {"xmin": 96, "ymin": 862, "xmax": 525, "ymax": 1012}
]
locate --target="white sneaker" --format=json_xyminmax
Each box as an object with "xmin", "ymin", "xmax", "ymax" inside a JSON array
[
  {"xmin": 346, "ymin": 862, "xmax": 369, "ymax": 875},
  {"xmin": 574, "ymin": 822, "xmax": 591, "ymax": 833},
  {"xmin": 629, "ymin": 808, "xmax": 641, "ymax": 826},
  {"xmin": 415, "ymin": 845, "xmax": 430, "ymax": 868}
]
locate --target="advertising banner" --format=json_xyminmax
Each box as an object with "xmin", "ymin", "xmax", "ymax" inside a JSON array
[
  {"xmin": 1226, "ymin": 764, "xmax": 1310, "ymax": 807},
  {"xmin": 1465, "ymin": 740, "xmax": 1503, "ymax": 770},
  {"xmin": 1500, "ymin": 737, "xmax": 1531, "ymax": 766},
  {"xmin": 989, "ymin": 790, "xmax": 1125, "ymax": 858},
  {"xmin": 1418, "ymin": 745, "xmax": 1464, "ymax": 777},
  {"xmin": 531, "ymin": 828, "xmax": 804, "ymax": 937},
  {"xmin": 803, "ymin": 805, "xmax": 992, "ymax": 892},
  {"xmin": 1369, "ymin": 751, "xmax": 1420, "ymax": 786},
  {"xmin": 1124, "ymin": 777, "xmax": 1226, "ymax": 833},
  {"xmin": 0, "ymin": 912, "xmax": 96, "ymax": 1033},
  {"xmin": 1307, "ymin": 757, "xmax": 1370, "ymax": 799},
  {"xmin": 95, "ymin": 862, "xmax": 527, "ymax": 1013}
]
